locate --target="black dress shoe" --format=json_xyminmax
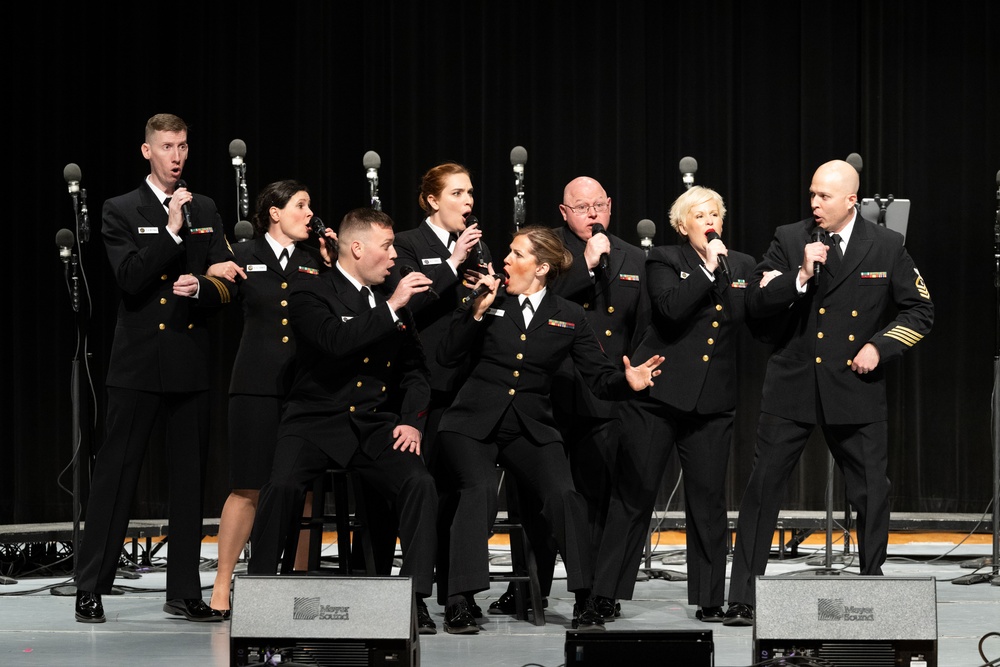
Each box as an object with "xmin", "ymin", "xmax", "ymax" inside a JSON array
[
  {"xmin": 487, "ymin": 590, "xmax": 549, "ymax": 615},
  {"xmin": 572, "ymin": 598, "xmax": 606, "ymax": 631},
  {"xmin": 464, "ymin": 593, "xmax": 483, "ymax": 619},
  {"xmin": 163, "ymin": 598, "xmax": 226, "ymax": 622},
  {"xmin": 75, "ymin": 590, "xmax": 105, "ymax": 623},
  {"xmin": 594, "ymin": 596, "xmax": 621, "ymax": 621},
  {"xmin": 722, "ymin": 602, "xmax": 754, "ymax": 626},
  {"xmin": 696, "ymin": 605, "xmax": 725, "ymax": 622},
  {"xmin": 416, "ymin": 601, "xmax": 437, "ymax": 635},
  {"xmin": 444, "ymin": 600, "xmax": 479, "ymax": 635},
  {"xmin": 211, "ymin": 608, "xmax": 232, "ymax": 621}
]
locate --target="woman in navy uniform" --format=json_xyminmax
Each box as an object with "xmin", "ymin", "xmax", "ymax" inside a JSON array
[
  {"xmin": 208, "ymin": 180, "xmax": 334, "ymax": 615},
  {"xmin": 434, "ymin": 226, "xmax": 663, "ymax": 634},
  {"xmin": 592, "ymin": 186, "xmax": 759, "ymax": 623}
]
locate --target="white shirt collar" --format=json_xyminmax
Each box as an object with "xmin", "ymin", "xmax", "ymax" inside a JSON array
[
  {"xmin": 336, "ymin": 261, "xmax": 366, "ymax": 292},
  {"xmin": 264, "ymin": 231, "xmax": 295, "ymax": 261},
  {"xmin": 425, "ymin": 219, "xmax": 453, "ymax": 247},
  {"xmin": 145, "ymin": 177, "xmax": 170, "ymax": 208},
  {"xmin": 832, "ymin": 211, "xmax": 857, "ymax": 247},
  {"xmin": 520, "ymin": 287, "xmax": 546, "ymax": 311}
]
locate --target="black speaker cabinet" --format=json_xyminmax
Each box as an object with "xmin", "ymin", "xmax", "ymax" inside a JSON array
[
  {"xmin": 230, "ymin": 575, "xmax": 418, "ymax": 667},
  {"xmin": 754, "ymin": 575, "xmax": 937, "ymax": 667},
  {"xmin": 566, "ymin": 629, "xmax": 714, "ymax": 665}
]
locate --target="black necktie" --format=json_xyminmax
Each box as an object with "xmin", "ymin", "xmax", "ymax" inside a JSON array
[
  {"xmin": 279, "ymin": 248, "xmax": 290, "ymax": 269},
  {"xmin": 162, "ymin": 197, "xmax": 171, "ymax": 209},
  {"xmin": 521, "ymin": 298, "xmax": 534, "ymax": 326},
  {"xmin": 829, "ymin": 233, "xmax": 844, "ymax": 260},
  {"xmin": 361, "ymin": 286, "xmax": 374, "ymax": 309},
  {"xmin": 447, "ymin": 232, "xmax": 458, "ymax": 249},
  {"xmin": 826, "ymin": 232, "xmax": 843, "ymax": 274}
]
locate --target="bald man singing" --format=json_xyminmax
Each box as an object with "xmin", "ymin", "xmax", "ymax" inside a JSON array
[{"xmin": 723, "ymin": 160, "xmax": 934, "ymax": 626}]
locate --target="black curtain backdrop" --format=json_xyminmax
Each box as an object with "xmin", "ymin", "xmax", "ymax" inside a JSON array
[{"xmin": 5, "ymin": 1, "xmax": 997, "ymax": 525}]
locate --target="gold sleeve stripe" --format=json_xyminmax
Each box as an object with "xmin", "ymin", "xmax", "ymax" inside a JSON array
[
  {"xmin": 915, "ymin": 275, "xmax": 931, "ymax": 300},
  {"xmin": 882, "ymin": 326, "xmax": 923, "ymax": 347},
  {"xmin": 205, "ymin": 276, "xmax": 233, "ymax": 304}
]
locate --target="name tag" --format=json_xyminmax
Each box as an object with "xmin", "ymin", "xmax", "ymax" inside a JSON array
[
  {"xmin": 421, "ymin": 257, "xmax": 443, "ymax": 265},
  {"xmin": 190, "ymin": 227, "xmax": 213, "ymax": 235},
  {"xmin": 341, "ymin": 315, "xmax": 354, "ymax": 322},
  {"xmin": 486, "ymin": 308, "xmax": 505, "ymax": 317},
  {"xmin": 138, "ymin": 227, "xmax": 159, "ymax": 234},
  {"xmin": 246, "ymin": 264, "xmax": 267, "ymax": 272},
  {"xmin": 680, "ymin": 271, "xmax": 690, "ymax": 279}
]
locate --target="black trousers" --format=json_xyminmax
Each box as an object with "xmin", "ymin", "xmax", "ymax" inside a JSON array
[
  {"xmin": 437, "ymin": 406, "xmax": 593, "ymax": 597},
  {"xmin": 76, "ymin": 387, "xmax": 209, "ymax": 599},
  {"xmin": 727, "ymin": 413, "xmax": 890, "ymax": 606},
  {"xmin": 247, "ymin": 435, "xmax": 438, "ymax": 597},
  {"xmin": 593, "ymin": 396, "xmax": 734, "ymax": 606}
]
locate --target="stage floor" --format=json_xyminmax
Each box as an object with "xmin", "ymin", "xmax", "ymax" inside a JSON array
[{"xmin": 1, "ymin": 535, "xmax": 998, "ymax": 667}]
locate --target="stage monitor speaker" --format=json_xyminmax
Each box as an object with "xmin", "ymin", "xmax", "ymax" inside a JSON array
[
  {"xmin": 565, "ymin": 629, "xmax": 714, "ymax": 665},
  {"xmin": 230, "ymin": 575, "xmax": 418, "ymax": 667},
  {"xmin": 754, "ymin": 575, "xmax": 937, "ymax": 667}
]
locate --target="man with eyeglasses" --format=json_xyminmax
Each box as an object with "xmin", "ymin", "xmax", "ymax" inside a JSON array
[{"xmin": 486, "ymin": 176, "xmax": 649, "ymax": 621}]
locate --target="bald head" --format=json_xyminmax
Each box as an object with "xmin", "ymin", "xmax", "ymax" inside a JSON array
[
  {"xmin": 810, "ymin": 160, "xmax": 859, "ymax": 232},
  {"xmin": 560, "ymin": 176, "xmax": 612, "ymax": 239}
]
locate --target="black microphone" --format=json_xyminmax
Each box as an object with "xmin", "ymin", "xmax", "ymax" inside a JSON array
[
  {"xmin": 310, "ymin": 216, "xmax": 328, "ymax": 237},
  {"xmin": 679, "ymin": 156, "xmax": 698, "ymax": 190},
  {"xmin": 461, "ymin": 273, "xmax": 506, "ymax": 304},
  {"xmin": 811, "ymin": 226, "xmax": 824, "ymax": 282},
  {"xmin": 63, "ymin": 163, "xmax": 81, "ymax": 198},
  {"xmin": 56, "ymin": 228, "xmax": 75, "ymax": 265},
  {"xmin": 176, "ymin": 179, "xmax": 193, "ymax": 227},
  {"xmin": 704, "ymin": 229, "xmax": 731, "ymax": 282},
  {"xmin": 400, "ymin": 264, "xmax": 438, "ymax": 300},
  {"xmin": 591, "ymin": 223, "xmax": 609, "ymax": 272},
  {"xmin": 229, "ymin": 139, "xmax": 249, "ymax": 219},
  {"xmin": 465, "ymin": 214, "xmax": 488, "ymax": 271},
  {"xmin": 364, "ymin": 150, "xmax": 382, "ymax": 210},
  {"xmin": 637, "ymin": 218, "xmax": 655, "ymax": 255},
  {"xmin": 234, "ymin": 220, "xmax": 254, "ymax": 242}
]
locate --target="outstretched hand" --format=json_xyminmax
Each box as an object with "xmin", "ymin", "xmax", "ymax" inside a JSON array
[{"xmin": 623, "ymin": 354, "xmax": 664, "ymax": 391}]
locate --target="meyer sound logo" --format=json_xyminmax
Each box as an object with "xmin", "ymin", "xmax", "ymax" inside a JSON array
[
  {"xmin": 818, "ymin": 598, "xmax": 875, "ymax": 622},
  {"xmin": 294, "ymin": 597, "xmax": 349, "ymax": 621}
]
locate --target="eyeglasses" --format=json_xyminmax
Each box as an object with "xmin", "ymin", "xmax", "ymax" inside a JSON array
[{"xmin": 564, "ymin": 202, "xmax": 609, "ymax": 215}]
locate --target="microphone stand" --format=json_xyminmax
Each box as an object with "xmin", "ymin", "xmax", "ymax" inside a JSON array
[
  {"xmin": 872, "ymin": 193, "xmax": 895, "ymax": 226},
  {"xmin": 513, "ymin": 167, "xmax": 525, "ymax": 231},
  {"xmin": 233, "ymin": 158, "xmax": 248, "ymax": 225},
  {"xmin": 368, "ymin": 171, "xmax": 381, "ymax": 211},
  {"xmin": 992, "ymin": 182, "xmax": 1000, "ymax": 585}
]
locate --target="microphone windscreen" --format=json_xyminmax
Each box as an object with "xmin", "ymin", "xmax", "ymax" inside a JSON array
[
  {"xmin": 510, "ymin": 145, "xmax": 528, "ymax": 165},
  {"xmin": 846, "ymin": 152, "xmax": 863, "ymax": 173},
  {"xmin": 679, "ymin": 156, "xmax": 698, "ymax": 174},
  {"xmin": 636, "ymin": 219, "xmax": 656, "ymax": 238},
  {"xmin": 363, "ymin": 150, "xmax": 381, "ymax": 170},
  {"xmin": 63, "ymin": 163, "xmax": 82, "ymax": 183},
  {"xmin": 56, "ymin": 228, "xmax": 75, "ymax": 247},
  {"xmin": 229, "ymin": 139, "xmax": 247, "ymax": 158},
  {"xmin": 234, "ymin": 220, "xmax": 254, "ymax": 241}
]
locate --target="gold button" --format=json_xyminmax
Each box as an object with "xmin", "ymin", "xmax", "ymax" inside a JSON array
[
  {"xmin": 356, "ymin": 381, "xmax": 363, "ymax": 387},
  {"xmin": 605, "ymin": 330, "xmax": 612, "ymax": 337},
  {"xmin": 852, "ymin": 310, "xmax": 858, "ymax": 317},
  {"xmin": 707, "ymin": 338, "xmax": 714, "ymax": 345},
  {"xmin": 848, "ymin": 334, "xmax": 855, "ymax": 341},
  {"xmin": 508, "ymin": 388, "xmax": 516, "ymax": 396},
  {"xmin": 350, "ymin": 406, "xmax": 356, "ymax": 412},
  {"xmin": 516, "ymin": 353, "xmax": 523, "ymax": 360},
  {"xmin": 161, "ymin": 274, "xmax": 168, "ymax": 281},
  {"xmin": 846, "ymin": 360, "xmax": 853, "ymax": 366},
  {"xmin": 702, "ymin": 355, "xmax": 709, "ymax": 362},
  {"xmin": 281, "ymin": 336, "xmax": 289, "ymax": 343},
  {"xmin": 520, "ymin": 334, "xmax": 526, "ymax": 341},
  {"xmin": 817, "ymin": 332, "xmax": 824, "ymax": 339},
  {"xmin": 607, "ymin": 306, "xmax": 615, "ymax": 314},
  {"xmin": 159, "ymin": 298, "xmax": 167, "ymax": 305},
  {"xmin": 715, "ymin": 304, "xmax": 723, "ymax": 311},
  {"xmin": 281, "ymin": 300, "xmax": 288, "ymax": 307},
  {"xmin": 381, "ymin": 386, "xmax": 386, "ymax": 392},
  {"xmin": 816, "ymin": 357, "xmax": 822, "ymax": 364},
  {"xmin": 187, "ymin": 324, "xmax": 194, "ymax": 330},
  {"xmin": 281, "ymin": 282, "xmax": 288, "ymax": 289},
  {"xmin": 819, "ymin": 307, "xmax": 826, "ymax": 315},
  {"xmin": 513, "ymin": 371, "xmax": 520, "ymax": 378},
  {"xmin": 712, "ymin": 321, "xmax": 719, "ymax": 328},
  {"xmin": 363, "ymin": 357, "xmax": 370, "ymax": 363},
  {"xmin": 158, "ymin": 323, "xmax": 165, "ymax": 330},
  {"xmin": 386, "ymin": 361, "xmax": 391, "ymax": 367},
  {"xmin": 282, "ymin": 318, "xmax": 289, "ymax": 326},
  {"xmin": 583, "ymin": 302, "xmax": 590, "ymax": 309}
]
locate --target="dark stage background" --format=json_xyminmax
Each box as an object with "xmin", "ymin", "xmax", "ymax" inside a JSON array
[{"xmin": 4, "ymin": 1, "xmax": 998, "ymax": 527}]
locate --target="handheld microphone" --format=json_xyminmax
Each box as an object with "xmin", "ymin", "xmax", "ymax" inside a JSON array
[
  {"xmin": 704, "ymin": 229, "xmax": 731, "ymax": 282},
  {"xmin": 176, "ymin": 179, "xmax": 193, "ymax": 227},
  {"xmin": 811, "ymin": 227, "xmax": 824, "ymax": 282},
  {"xmin": 364, "ymin": 150, "xmax": 382, "ymax": 210},
  {"xmin": 56, "ymin": 228, "xmax": 75, "ymax": 265},
  {"xmin": 511, "ymin": 146, "xmax": 527, "ymax": 229},
  {"xmin": 229, "ymin": 139, "xmax": 249, "ymax": 219},
  {"xmin": 461, "ymin": 273, "xmax": 506, "ymax": 303},
  {"xmin": 465, "ymin": 214, "xmax": 488, "ymax": 270},
  {"xmin": 637, "ymin": 218, "xmax": 655, "ymax": 255},
  {"xmin": 310, "ymin": 216, "xmax": 328, "ymax": 237},
  {"xmin": 591, "ymin": 223, "xmax": 609, "ymax": 272},
  {"xmin": 679, "ymin": 156, "xmax": 698, "ymax": 190},
  {"xmin": 234, "ymin": 220, "xmax": 254, "ymax": 242},
  {"xmin": 400, "ymin": 264, "xmax": 438, "ymax": 300}
]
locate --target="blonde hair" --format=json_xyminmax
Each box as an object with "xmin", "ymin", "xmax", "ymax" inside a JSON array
[
  {"xmin": 668, "ymin": 186, "xmax": 726, "ymax": 232},
  {"xmin": 513, "ymin": 226, "xmax": 573, "ymax": 281}
]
